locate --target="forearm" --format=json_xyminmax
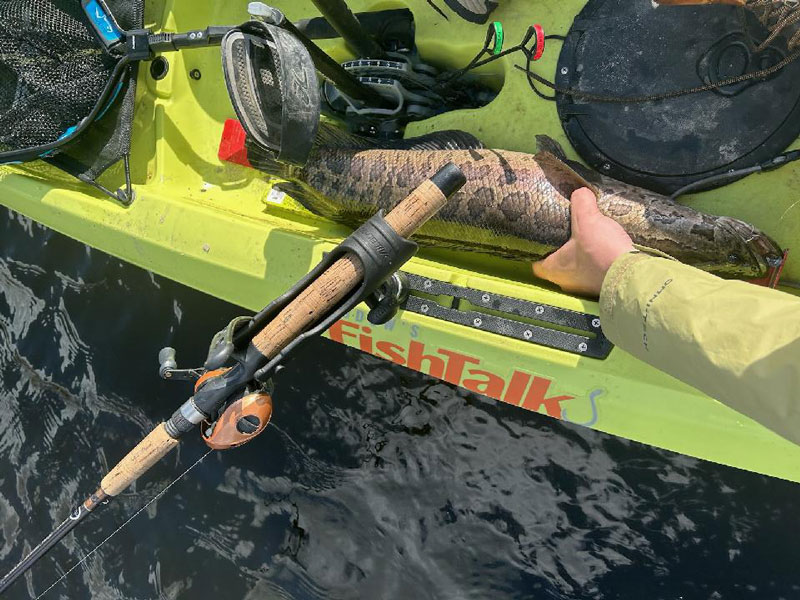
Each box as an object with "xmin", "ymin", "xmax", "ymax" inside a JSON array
[{"xmin": 599, "ymin": 253, "xmax": 800, "ymax": 444}]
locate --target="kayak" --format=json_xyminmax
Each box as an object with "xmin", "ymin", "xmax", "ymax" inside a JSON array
[{"xmin": 1, "ymin": 0, "xmax": 799, "ymax": 484}]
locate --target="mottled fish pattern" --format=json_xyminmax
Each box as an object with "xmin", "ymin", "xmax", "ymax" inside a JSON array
[{"xmin": 248, "ymin": 126, "xmax": 783, "ymax": 278}]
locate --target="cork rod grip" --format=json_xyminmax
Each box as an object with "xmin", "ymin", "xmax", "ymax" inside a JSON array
[
  {"xmin": 251, "ymin": 166, "xmax": 465, "ymax": 359},
  {"xmin": 100, "ymin": 423, "xmax": 179, "ymax": 496}
]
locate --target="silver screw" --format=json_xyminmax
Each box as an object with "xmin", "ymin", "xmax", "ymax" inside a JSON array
[
  {"xmin": 535, "ymin": 306, "xmax": 545, "ymax": 315},
  {"xmin": 592, "ymin": 318, "xmax": 601, "ymax": 328},
  {"xmin": 473, "ymin": 317, "xmax": 482, "ymax": 327},
  {"xmin": 165, "ymin": 371, "xmax": 172, "ymax": 378},
  {"xmin": 423, "ymin": 279, "xmax": 432, "ymax": 289},
  {"xmin": 560, "ymin": 67, "xmax": 569, "ymax": 75},
  {"xmin": 481, "ymin": 293, "xmax": 491, "ymax": 303},
  {"xmin": 523, "ymin": 330, "xmax": 533, "ymax": 340},
  {"xmin": 578, "ymin": 342, "xmax": 588, "ymax": 353},
  {"xmin": 189, "ymin": 32, "xmax": 196, "ymax": 40},
  {"xmin": 602, "ymin": 163, "xmax": 611, "ymax": 171},
  {"xmin": 421, "ymin": 304, "xmax": 429, "ymax": 314}
]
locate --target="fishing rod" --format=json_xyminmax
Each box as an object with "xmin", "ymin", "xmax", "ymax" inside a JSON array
[
  {"xmin": 0, "ymin": 163, "xmax": 466, "ymax": 596},
  {"xmin": 309, "ymin": 0, "xmax": 386, "ymax": 59}
]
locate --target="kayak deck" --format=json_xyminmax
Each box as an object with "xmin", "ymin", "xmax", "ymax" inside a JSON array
[{"xmin": 1, "ymin": 0, "xmax": 799, "ymax": 482}]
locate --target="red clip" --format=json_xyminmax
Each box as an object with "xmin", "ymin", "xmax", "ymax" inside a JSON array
[
  {"xmin": 218, "ymin": 118, "xmax": 252, "ymax": 168},
  {"xmin": 532, "ymin": 24, "xmax": 545, "ymax": 61},
  {"xmin": 748, "ymin": 249, "xmax": 789, "ymax": 289}
]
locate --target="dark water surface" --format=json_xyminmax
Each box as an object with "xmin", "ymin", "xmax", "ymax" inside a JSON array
[{"xmin": 1, "ymin": 206, "xmax": 800, "ymax": 600}]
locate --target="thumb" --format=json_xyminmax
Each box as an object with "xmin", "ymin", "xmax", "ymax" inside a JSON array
[
  {"xmin": 532, "ymin": 258, "xmax": 548, "ymax": 280},
  {"xmin": 569, "ymin": 187, "xmax": 601, "ymax": 236},
  {"xmin": 532, "ymin": 240, "xmax": 575, "ymax": 283}
]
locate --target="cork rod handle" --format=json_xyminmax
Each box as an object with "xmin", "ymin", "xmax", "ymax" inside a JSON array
[{"xmin": 101, "ymin": 424, "xmax": 179, "ymax": 496}]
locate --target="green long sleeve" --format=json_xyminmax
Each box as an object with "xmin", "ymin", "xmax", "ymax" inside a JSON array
[{"xmin": 600, "ymin": 252, "xmax": 800, "ymax": 445}]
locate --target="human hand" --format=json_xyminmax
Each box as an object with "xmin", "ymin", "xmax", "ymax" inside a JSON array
[{"xmin": 532, "ymin": 188, "xmax": 635, "ymax": 297}]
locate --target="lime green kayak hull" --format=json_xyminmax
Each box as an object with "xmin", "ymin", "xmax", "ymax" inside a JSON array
[{"xmin": 1, "ymin": 0, "xmax": 799, "ymax": 482}]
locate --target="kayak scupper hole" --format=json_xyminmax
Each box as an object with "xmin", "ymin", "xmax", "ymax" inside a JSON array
[{"xmin": 150, "ymin": 57, "xmax": 169, "ymax": 81}]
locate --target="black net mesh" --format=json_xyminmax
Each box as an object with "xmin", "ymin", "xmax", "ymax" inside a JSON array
[{"xmin": 0, "ymin": 0, "xmax": 120, "ymax": 154}]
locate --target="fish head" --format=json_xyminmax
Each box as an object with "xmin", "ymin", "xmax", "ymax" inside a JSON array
[{"xmin": 708, "ymin": 216, "xmax": 785, "ymax": 278}]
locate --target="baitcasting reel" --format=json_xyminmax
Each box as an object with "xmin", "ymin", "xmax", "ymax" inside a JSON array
[
  {"xmin": 157, "ymin": 329, "xmax": 274, "ymax": 452},
  {"xmin": 156, "ymin": 268, "xmax": 410, "ymax": 451}
]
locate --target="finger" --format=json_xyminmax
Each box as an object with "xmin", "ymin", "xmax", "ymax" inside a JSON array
[{"xmin": 569, "ymin": 187, "xmax": 601, "ymax": 236}]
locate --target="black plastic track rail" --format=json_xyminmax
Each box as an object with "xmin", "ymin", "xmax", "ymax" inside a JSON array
[{"xmin": 401, "ymin": 273, "xmax": 613, "ymax": 359}]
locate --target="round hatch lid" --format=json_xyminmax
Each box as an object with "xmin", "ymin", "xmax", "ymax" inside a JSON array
[{"xmin": 555, "ymin": 0, "xmax": 800, "ymax": 195}]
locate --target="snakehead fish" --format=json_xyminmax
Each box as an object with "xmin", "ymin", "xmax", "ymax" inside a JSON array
[{"xmin": 247, "ymin": 125, "xmax": 783, "ymax": 278}]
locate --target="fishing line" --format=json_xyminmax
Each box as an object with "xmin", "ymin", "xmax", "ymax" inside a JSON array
[{"xmin": 33, "ymin": 449, "xmax": 213, "ymax": 600}]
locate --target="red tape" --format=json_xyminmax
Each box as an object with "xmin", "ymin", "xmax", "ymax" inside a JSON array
[
  {"xmin": 218, "ymin": 119, "xmax": 252, "ymax": 168},
  {"xmin": 749, "ymin": 249, "xmax": 789, "ymax": 289}
]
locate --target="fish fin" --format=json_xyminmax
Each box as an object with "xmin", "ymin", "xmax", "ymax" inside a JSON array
[
  {"xmin": 535, "ymin": 135, "xmax": 603, "ymax": 184},
  {"xmin": 535, "ymin": 150, "xmax": 601, "ymax": 197},
  {"xmin": 535, "ymin": 135, "xmax": 569, "ymax": 161},
  {"xmin": 315, "ymin": 122, "xmax": 485, "ymax": 151},
  {"xmin": 274, "ymin": 180, "xmax": 328, "ymax": 214},
  {"xmin": 392, "ymin": 130, "xmax": 485, "ymax": 150},
  {"xmin": 243, "ymin": 137, "xmax": 331, "ymax": 213},
  {"xmin": 314, "ymin": 122, "xmax": 377, "ymax": 150},
  {"xmin": 244, "ymin": 137, "xmax": 293, "ymax": 179}
]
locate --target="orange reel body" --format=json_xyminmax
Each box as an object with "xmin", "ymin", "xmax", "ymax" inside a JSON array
[
  {"xmin": 202, "ymin": 391, "xmax": 273, "ymax": 450},
  {"xmin": 194, "ymin": 368, "xmax": 273, "ymax": 450}
]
